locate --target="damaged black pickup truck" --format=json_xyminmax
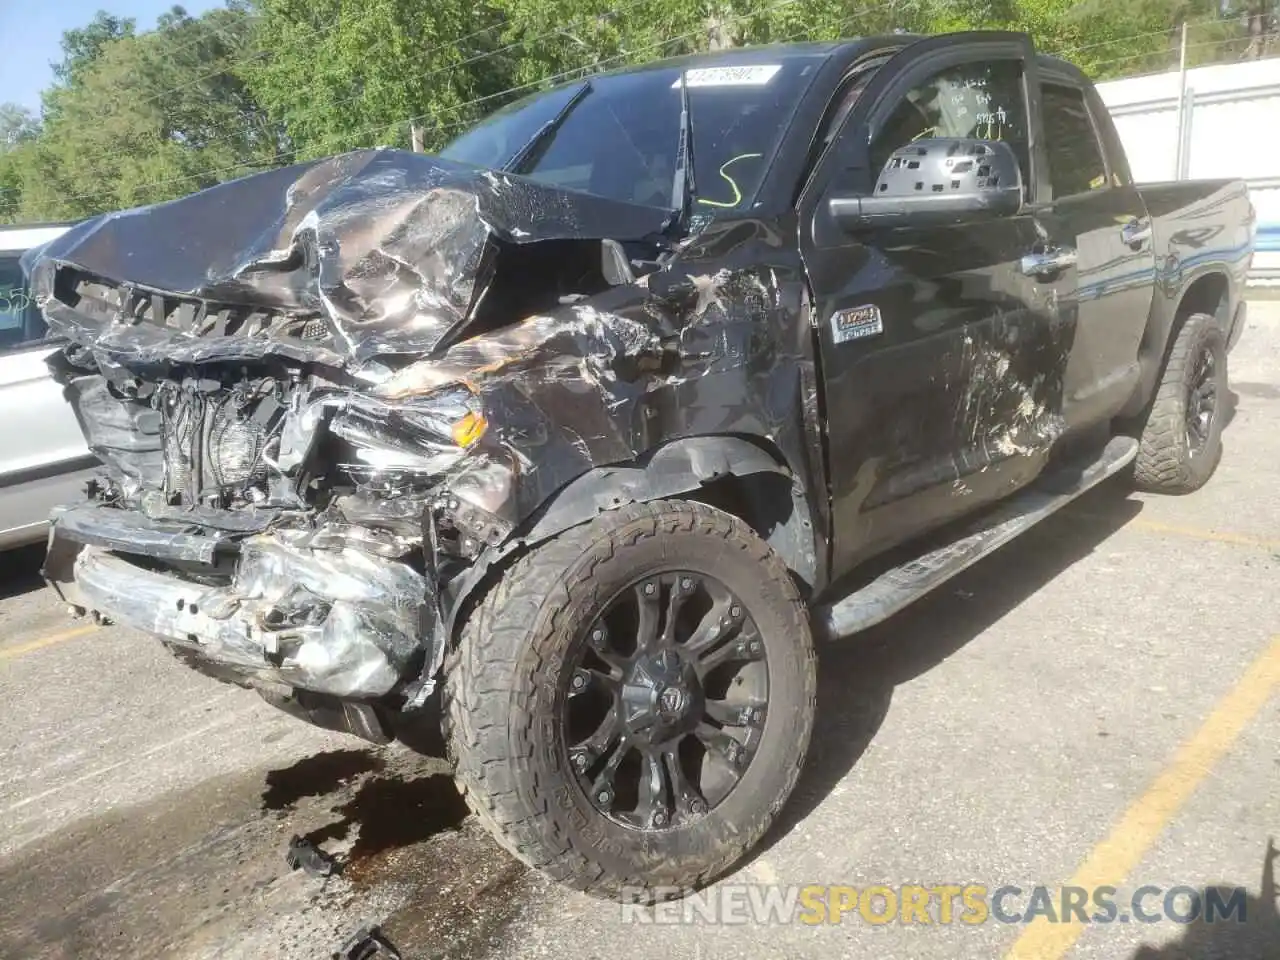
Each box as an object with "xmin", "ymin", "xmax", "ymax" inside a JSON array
[{"xmin": 28, "ymin": 31, "xmax": 1254, "ymax": 897}]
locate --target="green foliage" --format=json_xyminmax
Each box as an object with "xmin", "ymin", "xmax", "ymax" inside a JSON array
[
  {"xmin": 1, "ymin": 0, "xmax": 1274, "ymax": 223},
  {"xmin": 51, "ymin": 10, "xmax": 137, "ymax": 83},
  {"xmin": 243, "ymin": 0, "xmax": 515, "ymax": 158},
  {"xmin": 6, "ymin": 3, "xmax": 281, "ymax": 222},
  {"xmin": 0, "ymin": 105, "xmax": 40, "ymax": 151}
]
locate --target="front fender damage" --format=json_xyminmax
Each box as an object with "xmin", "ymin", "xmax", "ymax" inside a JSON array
[{"xmin": 32, "ymin": 149, "xmax": 820, "ymax": 721}]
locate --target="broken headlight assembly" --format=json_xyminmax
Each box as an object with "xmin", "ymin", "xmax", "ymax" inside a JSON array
[
  {"xmin": 397, "ymin": 382, "xmax": 488, "ymax": 449},
  {"xmin": 329, "ymin": 382, "xmax": 487, "ymax": 476}
]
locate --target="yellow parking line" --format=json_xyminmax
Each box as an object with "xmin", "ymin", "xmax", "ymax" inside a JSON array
[
  {"xmin": 0, "ymin": 624, "xmax": 98, "ymax": 662},
  {"xmin": 1130, "ymin": 517, "xmax": 1280, "ymax": 552},
  {"xmin": 1073, "ymin": 510, "xmax": 1280, "ymax": 551},
  {"xmin": 1004, "ymin": 633, "xmax": 1280, "ymax": 960}
]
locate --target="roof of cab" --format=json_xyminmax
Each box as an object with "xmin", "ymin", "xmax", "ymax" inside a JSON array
[
  {"xmin": 610, "ymin": 35, "xmax": 1087, "ymax": 83},
  {"xmin": 589, "ymin": 36, "xmax": 913, "ymax": 79}
]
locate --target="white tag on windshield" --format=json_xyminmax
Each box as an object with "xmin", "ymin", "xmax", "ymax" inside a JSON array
[{"xmin": 672, "ymin": 65, "xmax": 781, "ymax": 88}]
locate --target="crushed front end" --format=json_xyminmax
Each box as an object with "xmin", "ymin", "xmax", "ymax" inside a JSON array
[
  {"xmin": 42, "ymin": 364, "xmax": 462, "ymax": 705},
  {"xmin": 30, "ymin": 149, "xmax": 680, "ymax": 732},
  {"xmin": 28, "ymin": 148, "xmax": 815, "ymax": 743},
  {"xmin": 39, "ymin": 313, "xmax": 495, "ymax": 718}
]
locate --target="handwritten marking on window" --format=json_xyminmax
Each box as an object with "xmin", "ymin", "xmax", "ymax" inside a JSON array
[
  {"xmin": 975, "ymin": 107, "xmax": 1008, "ymax": 141},
  {"xmin": 0, "ymin": 289, "xmax": 32, "ymax": 315},
  {"xmin": 696, "ymin": 153, "xmax": 764, "ymax": 209}
]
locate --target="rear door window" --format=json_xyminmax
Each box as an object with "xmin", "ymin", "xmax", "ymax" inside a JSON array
[{"xmin": 1041, "ymin": 84, "xmax": 1108, "ymax": 198}]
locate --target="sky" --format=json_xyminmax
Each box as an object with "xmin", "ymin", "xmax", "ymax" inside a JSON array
[{"xmin": 0, "ymin": 0, "xmax": 222, "ymax": 114}]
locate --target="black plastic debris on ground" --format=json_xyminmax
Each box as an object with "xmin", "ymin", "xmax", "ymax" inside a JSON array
[
  {"xmin": 333, "ymin": 924, "xmax": 403, "ymax": 960},
  {"xmin": 286, "ymin": 834, "xmax": 339, "ymax": 877}
]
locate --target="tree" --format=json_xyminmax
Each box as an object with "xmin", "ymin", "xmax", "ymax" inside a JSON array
[
  {"xmin": 0, "ymin": 105, "xmax": 40, "ymax": 151},
  {"xmin": 2, "ymin": 0, "xmax": 1273, "ymax": 225},
  {"xmin": 243, "ymin": 0, "xmax": 516, "ymax": 158},
  {"xmin": 10, "ymin": 3, "xmax": 282, "ymax": 222},
  {"xmin": 51, "ymin": 11, "xmax": 136, "ymax": 83}
]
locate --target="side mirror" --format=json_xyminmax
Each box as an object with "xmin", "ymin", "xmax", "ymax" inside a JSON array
[{"xmin": 827, "ymin": 139, "xmax": 1023, "ymax": 229}]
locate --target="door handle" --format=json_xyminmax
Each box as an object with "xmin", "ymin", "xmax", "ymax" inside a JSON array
[
  {"xmin": 1020, "ymin": 247, "xmax": 1077, "ymax": 279},
  {"xmin": 1120, "ymin": 217, "xmax": 1152, "ymax": 248}
]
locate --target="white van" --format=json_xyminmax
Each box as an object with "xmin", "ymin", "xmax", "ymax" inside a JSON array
[{"xmin": 0, "ymin": 223, "xmax": 95, "ymax": 549}]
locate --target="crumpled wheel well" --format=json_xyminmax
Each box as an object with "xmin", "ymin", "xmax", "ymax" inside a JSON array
[
  {"xmin": 441, "ymin": 434, "xmax": 820, "ymax": 654},
  {"xmin": 681, "ymin": 471, "xmax": 816, "ymax": 593}
]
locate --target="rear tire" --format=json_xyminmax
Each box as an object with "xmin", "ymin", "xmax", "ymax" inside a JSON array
[
  {"xmin": 443, "ymin": 499, "xmax": 816, "ymax": 900},
  {"xmin": 1133, "ymin": 312, "xmax": 1227, "ymax": 494}
]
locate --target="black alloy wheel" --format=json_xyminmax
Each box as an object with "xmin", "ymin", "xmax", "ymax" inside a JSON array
[
  {"xmin": 1185, "ymin": 344, "xmax": 1218, "ymax": 456},
  {"xmin": 563, "ymin": 571, "xmax": 768, "ymax": 830},
  {"xmin": 1133, "ymin": 311, "xmax": 1227, "ymax": 494}
]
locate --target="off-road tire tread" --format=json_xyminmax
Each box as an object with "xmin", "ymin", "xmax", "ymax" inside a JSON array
[
  {"xmin": 1133, "ymin": 312, "xmax": 1225, "ymax": 493},
  {"xmin": 442, "ymin": 499, "xmax": 816, "ymax": 899}
]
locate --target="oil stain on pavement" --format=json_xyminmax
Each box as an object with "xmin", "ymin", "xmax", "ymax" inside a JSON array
[{"xmin": 0, "ymin": 744, "xmax": 543, "ymax": 959}]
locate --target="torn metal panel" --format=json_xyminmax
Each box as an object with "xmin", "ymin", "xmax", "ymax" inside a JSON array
[
  {"xmin": 50, "ymin": 502, "xmax": 234, "ymax": 563},
  {"xmin": 334, "ymin": 925, "xmax": 403, "ymax": 960},
  {"xmin": 30, "ymin": 148, "xmax": 823, "ymax": 709},
  {"xmin": 256, "ymin": 688, "xmax": 394, "ymax": 744}
]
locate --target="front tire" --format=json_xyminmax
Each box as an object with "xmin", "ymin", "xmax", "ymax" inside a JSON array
[
  {"xmin": 444, "ymin": 499, "xmax": 816, "ymax": 899},
  {"xmin": 1133, "ymin": 312, "xmax": 1228, "ymax": 494}
]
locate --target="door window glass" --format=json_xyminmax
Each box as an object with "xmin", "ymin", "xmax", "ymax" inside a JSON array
[
  {"xmin": 0, "ymin": 255, "xmax": 44, "ymax": 351},
  {"xmin": 1042, "ymin": 84, "xmax": 1108, "ymax": 198},
  {"xmin": 871, "ymin": 60, "xmax": 1029, "ymax": 191}
]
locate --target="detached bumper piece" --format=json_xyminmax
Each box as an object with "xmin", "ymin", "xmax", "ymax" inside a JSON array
[
  {"xmin": 333, "ymin": 925, "xmax": 403, "ymax": 960},
  {"xmin": 45, "ymin": 504, "xmax": 435, "ymax": 700},
  {"xmin": 286, "ymin": 835, "xmax": 340, "ymax": 877}
]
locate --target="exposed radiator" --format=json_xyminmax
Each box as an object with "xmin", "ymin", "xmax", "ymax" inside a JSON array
[{"xmin": 159, "ymin": 384, "xmax": 283, "ymax": 505}]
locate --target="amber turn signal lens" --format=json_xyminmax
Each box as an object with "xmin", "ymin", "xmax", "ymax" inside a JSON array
[{"xmin": 451, "ymin": 411, "xmax": 487, "ymax": 447}]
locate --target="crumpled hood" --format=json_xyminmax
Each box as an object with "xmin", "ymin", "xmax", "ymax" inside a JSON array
[{"xmin": 25, "ymin": 148, "xmax": 673, "ymax": 364}]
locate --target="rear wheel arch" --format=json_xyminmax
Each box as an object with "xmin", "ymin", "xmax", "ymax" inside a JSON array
[
  {"xmin": 1155, "ymin": 271, "xmax": 1230, "ymax": 371},
  {"xmin": 1175, "ymin": 271, "xmax": 1230, "ymax": 329},
  {"xmin": 1150, "ymin": 271, "xmax": 1230, "ymax": 379},
  {"xmin": 1125, "ymin": 269, "xmax": 1232, "ymax": 420}
]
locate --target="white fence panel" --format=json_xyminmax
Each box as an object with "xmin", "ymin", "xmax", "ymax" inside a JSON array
[{"xmin": 1096, "ymin": 58, "xmax": 1280, "ymax": 286}]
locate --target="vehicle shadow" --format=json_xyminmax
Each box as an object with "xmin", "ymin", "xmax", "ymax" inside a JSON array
[
  {"xmin": 0, "ymin": 543, "xmax": 48, "ymax": 602},
  {"xmin": 1220, "ymin": 385, "xmax": 1240, "ymax": 432},
  {"xmin": 752, "ymin": 479, "xmax": 1146, "ymax": 858},
  {"xmin": 1128, "ymin": 838, "xmax": 1279, "ymax": 960}
]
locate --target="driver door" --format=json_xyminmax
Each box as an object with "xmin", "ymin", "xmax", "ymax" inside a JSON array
[{"xmin": 800, "ymin": 34, "xmax": 1070, "ymax": 576}]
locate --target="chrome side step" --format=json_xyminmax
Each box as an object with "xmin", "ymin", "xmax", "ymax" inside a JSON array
[{"xmin": 814, "ymin": 435, "xmax": 1138, "ymax": 641}]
